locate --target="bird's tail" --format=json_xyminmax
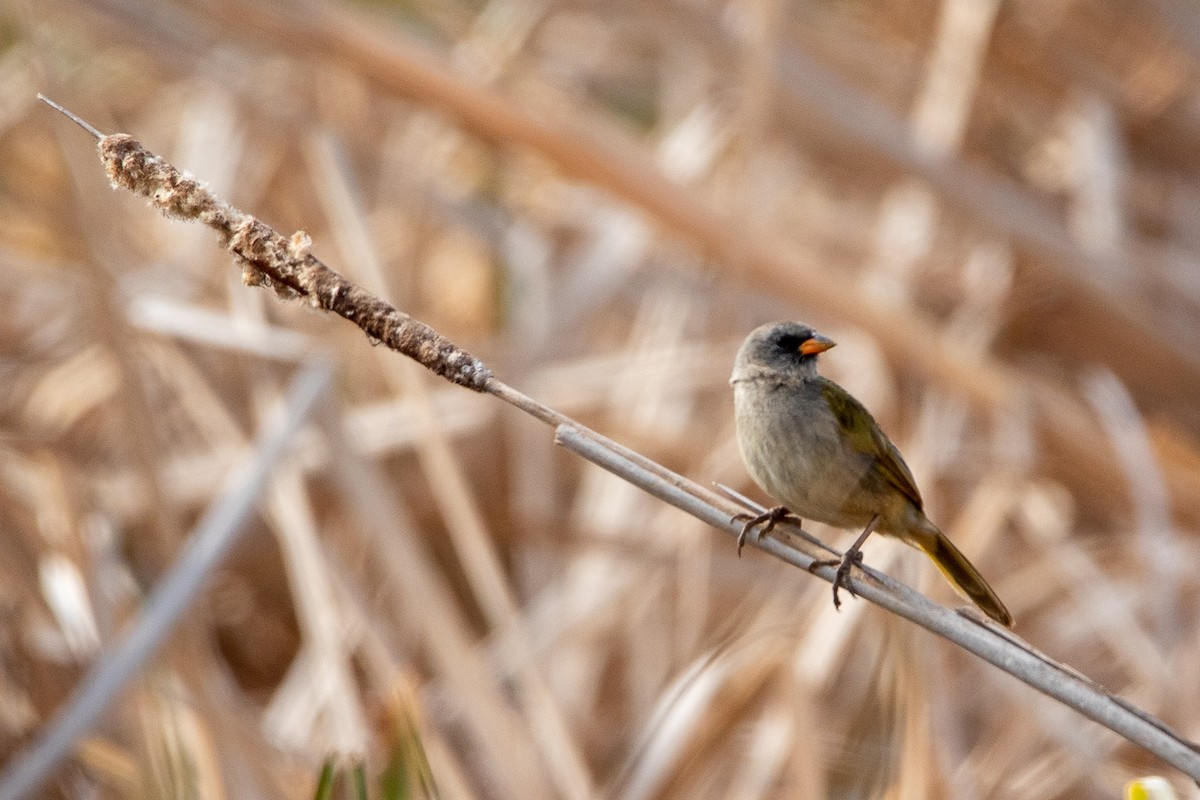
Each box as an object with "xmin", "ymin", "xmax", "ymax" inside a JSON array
[{"xmin": 915, "ymin": 529, "xmax": 1013, "ymax": 628}]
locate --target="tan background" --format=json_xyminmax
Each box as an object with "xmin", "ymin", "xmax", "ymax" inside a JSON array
[{"xmin": 2, "ymin": 0, "xmax": 1200, "ymax": 797}]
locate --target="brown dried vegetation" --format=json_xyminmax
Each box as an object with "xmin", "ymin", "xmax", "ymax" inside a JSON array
[{"xmin": 2, "ymin": 0, "xmax": 1200, "ymax": 798}]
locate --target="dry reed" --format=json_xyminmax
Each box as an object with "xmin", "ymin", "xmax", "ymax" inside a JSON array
[{"xmin": 3, "ymin": 1, "xmax": 1200, "ymax": 798}]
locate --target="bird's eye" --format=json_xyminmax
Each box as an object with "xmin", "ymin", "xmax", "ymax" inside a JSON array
[{"xmin": 776, "ymin": 334, "xmax": 803, "ymax": 352}]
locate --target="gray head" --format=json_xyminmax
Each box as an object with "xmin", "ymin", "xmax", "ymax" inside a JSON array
[{"xmin": 730, "ymin": 321, "xmax": 836, "ymax": 385}]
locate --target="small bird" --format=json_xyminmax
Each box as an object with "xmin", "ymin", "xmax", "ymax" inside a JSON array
[{"xmin": 730, "ymin": 321, "xmax": 1013, "ymax": 627}]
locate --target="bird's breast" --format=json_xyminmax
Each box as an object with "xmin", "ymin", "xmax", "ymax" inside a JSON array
[{"xmin": 733, "ymin": 379, "xmax": 878, "ymax": 528}]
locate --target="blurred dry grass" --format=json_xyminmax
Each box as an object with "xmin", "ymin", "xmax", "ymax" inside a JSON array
[{"xmin": 3, "ymin": 0, "xmax": 1200, "ymax": 797}]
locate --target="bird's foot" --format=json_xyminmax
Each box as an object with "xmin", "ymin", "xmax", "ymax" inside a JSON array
[
  {"xmin": 731, "ymin": 506, "xmax": 796, "ymax": 556},
  {"xmin": 808, "ymin": 515, "xmax": 878, "ymax": 611},
  {"xmin": 808, "ymin": 549, "xmax": 865, "ymax": 610}
]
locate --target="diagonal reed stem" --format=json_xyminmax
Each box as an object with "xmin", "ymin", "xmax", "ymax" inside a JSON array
[{"xmin": 0, "ymin": 360, "xmax": 336, "ymax": 800}]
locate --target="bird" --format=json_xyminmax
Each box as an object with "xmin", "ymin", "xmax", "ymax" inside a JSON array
[{"xmin": 729, "ymin": 320, "xmax": 1013, "ymax": 627}]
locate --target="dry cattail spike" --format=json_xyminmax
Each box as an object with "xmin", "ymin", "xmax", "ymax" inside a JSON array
[{"xmin": 37, "ymin": 100, "xmax": 492, "ymax": 392}]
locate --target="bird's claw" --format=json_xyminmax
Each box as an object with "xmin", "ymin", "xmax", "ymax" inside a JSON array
[
  {"xmin": 830, "ymin": 549, "xmax": 864, "ymax": 609},
  {"xmin": 731, "ymin": 506, "xmax": 793, "ymax": 556},
  {"xmin": 809, "ymin": 549, "xmax": 865, "ymax": 610}
]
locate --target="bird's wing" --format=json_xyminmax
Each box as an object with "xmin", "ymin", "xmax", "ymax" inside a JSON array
[{"xmin": 819, "ymin": 378, "xmax": 924, "ymax": 509}]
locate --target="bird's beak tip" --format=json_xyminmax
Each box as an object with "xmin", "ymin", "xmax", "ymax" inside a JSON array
[{"xmin": 799, "ymin": 336, "xmax": 836, "ymax": 355}]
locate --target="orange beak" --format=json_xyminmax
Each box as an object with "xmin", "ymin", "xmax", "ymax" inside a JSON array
[{"xmin": 799, "ymin": 334, "xmax": 836, "ymax": 356}]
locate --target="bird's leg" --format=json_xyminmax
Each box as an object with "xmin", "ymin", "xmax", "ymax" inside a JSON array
[
  {"xmin": 809, "ymin": 514, "xmax": 880, "ymax": 610},
  {"xmin": 731, "ymin": 506, "xmax": 797, "ymax": 556}
]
